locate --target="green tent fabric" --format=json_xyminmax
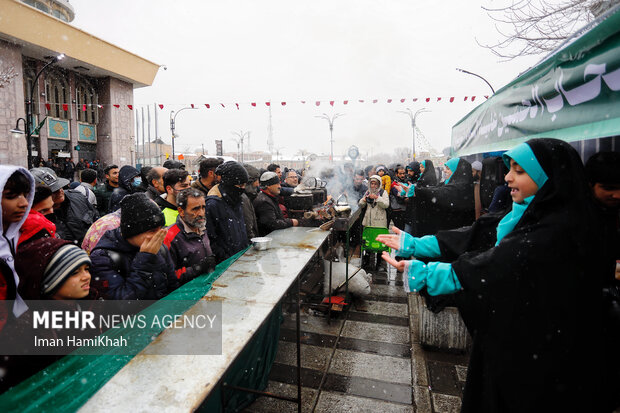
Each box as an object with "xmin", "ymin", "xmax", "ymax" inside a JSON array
[
  {"xmin": 0, "ymin": 247, "xmax": 280, "ymax": 412},
  {"xmin": 452, "ymin": 5, "xmax": 620, "ymax": 156}
]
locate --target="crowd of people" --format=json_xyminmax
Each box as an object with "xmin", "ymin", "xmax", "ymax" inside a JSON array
[{"xmin": 1, "ymin": 140, "xmax": 619, "ymax": 410}]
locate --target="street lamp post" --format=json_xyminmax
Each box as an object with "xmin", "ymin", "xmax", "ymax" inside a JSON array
[
  {"xmin": 456, "ymin": 68, "xmax": 495, "ymax": 94},
  {"xmin": 398, "ymin": 108, "xmax": 429, "ymax": 161},
  {"xmin": 169, "ymin": 106, "xmax": 197, "ymax": 160},
  {"xmin": 315, "ymin": 113, "xmax": 344, "ymax": 163},
  {"xmin": 231, "ymin": 130, "xmax": 250, "ymax": 162},
  {"xmin": 12, "ymin": 54, "xmax": 65, "ymax": 169}
]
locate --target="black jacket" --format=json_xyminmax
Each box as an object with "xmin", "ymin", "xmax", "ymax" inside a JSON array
[
  {"xmin": 90, "ymin": 228, "xmax": 178, "ymax": 300},
  {"xmin": 50, "ymin": 189, "xmax": 98, "ymax": 244},
  {"xmin": 164, "ymin": 216, "xmax": 214, "ymax": 285},
  {"xmin": 94, "ymin": 182, "xmax": 116, "ymax": 215},
  {"xmin": 204, "ymin": 191, "xmax": 248, "ymax": 263},
  {"xmin": 108, "ymin": 166, "xmax": 139, "ymax": 212},
  {"xmin": 431, "ymin": 139, "xmax": 613, "ymax": 412},
  {"xmin": 253, "ymin": 190, "xmax": 294, "ymax": 236},
  {"xmin": 241, "ymin": 193, "xmax": 259, "ymax": 241}
]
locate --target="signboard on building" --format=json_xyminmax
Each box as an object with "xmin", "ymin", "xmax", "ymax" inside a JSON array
[
  {"xmin": 78, "ymin": 122, "xmax": 97, "ymax": 143},
  {"xmin": 48, "ymin": 118, "xmax": 70, "ymax": 140}
]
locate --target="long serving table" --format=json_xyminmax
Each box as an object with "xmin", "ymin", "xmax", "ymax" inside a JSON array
[{"xmin": 79, "ymin": 227, "xmax": 329, "ymax": 412}]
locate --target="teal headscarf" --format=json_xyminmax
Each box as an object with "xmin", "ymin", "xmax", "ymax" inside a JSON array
[
  {"xmin": 444, "ymin": 158, "xmax": 460, "ymax": 184},
  {"xmin": 495, "ymin": 143, "xmax": 549, "ymax": 245}
]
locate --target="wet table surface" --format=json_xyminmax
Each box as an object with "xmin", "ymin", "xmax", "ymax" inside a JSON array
[{"xmin": 79, "ymin": 227, "xmax": 329, "ymax": 413}]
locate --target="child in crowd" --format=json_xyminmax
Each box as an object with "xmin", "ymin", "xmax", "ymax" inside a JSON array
[{"xmin": 378, "ymin": 138, "xmax": 614, "ymax": 412}]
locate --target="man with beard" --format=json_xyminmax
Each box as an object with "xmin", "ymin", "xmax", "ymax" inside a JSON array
[
  {"xmin": 204, "ymin": 161, "xmax": 250, "ymax": 262},
  {"xmin": 164, "ymin": 188, "xmax": 215, "ymax": 285}
]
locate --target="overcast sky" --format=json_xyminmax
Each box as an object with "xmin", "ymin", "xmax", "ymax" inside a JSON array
[{"xmin": 70, "ymin": 0, "xmax": 546, "ymax": 159}]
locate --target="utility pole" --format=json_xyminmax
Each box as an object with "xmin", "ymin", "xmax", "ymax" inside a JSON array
[
  {"xmin": 169, "ymin": 106, "xmax": 197, "ymax": 160},
  {"xmin": 231, "ymin": 130, "xmax": 250, "ymax": 163},
  {"xmin": 398, "ymin": 108, "xmax": 429, "ymax": 161},
  {"xmin": 154, "ymin": 103, "xmax": 159, "ymax": 165},
  {"xmin": 147, "ymin": 105, "xmax": 151, "ymax": 166},
  {"xmin": 456, "ymin": 68, "xmax": 495, "ymax": 94},
  {"xmin": 315, "ymin": 113, "xmax": 344, "ymax": 163}
]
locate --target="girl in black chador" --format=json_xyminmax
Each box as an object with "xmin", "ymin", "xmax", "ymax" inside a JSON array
[{"xmin": 378, "ymin": 138, "xmax": 615, "ymax": 413}]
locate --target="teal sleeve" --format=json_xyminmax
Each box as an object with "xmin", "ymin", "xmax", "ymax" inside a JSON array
[
  {"xmin": 398, "ymin": 233, "xmax": 441, "ymax": 258},
  {"xmin": 404, "ymin": 260, "xmax": 462, "ymax": 295},
  {"xmin": 406, "ymin": 183, "xmax": 416, "ymax": 197}
]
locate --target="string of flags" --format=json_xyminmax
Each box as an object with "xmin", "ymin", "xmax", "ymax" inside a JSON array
[{"xmin": 42, "ymin": 95, "xmax": 490, "ymax": 111}]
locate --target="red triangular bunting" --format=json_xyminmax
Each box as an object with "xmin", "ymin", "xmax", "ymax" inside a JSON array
[
  {"xmin": 266, "ymin": 102, "xmax": 271, "ymax": 106},
  {"xmin": 400, "ymin": 98, "xmax": 405, "ymax": 103},
  {"xmin": 412, "ymin": 98, "xmax": 418, "ymax": 102},
  {"xmin": 45, "ymin": 103, "xmax": 51, "ymax": 110},
  {"xmin": 113, "ymin": 104, "xmax": 120, "ymax": 108},
  {"xmin": 316, "ymin": 101, "xmax": 320, "ymax": 106},
  {"xmin": 329, "ymin": 101, "xmax": 334, "ymax": 106},
  {"xmin": 464, "ymin": 96, "xmax": 468, "ymax": 101},
  {"xmin": 449, "ymin": 97, "xmax": 454, "ymax": 102},
  {"xmin": 359, "ymin": 99, "xmax": 364, "ymax": 103},
  {"xmin": 471, "ymin": 96, "xmax": 476, "ymax": 101},
  {"xmin": 343, "ymin": 100, "xmax": 348, "ymax": 105},
  {"xmin": 301, "ymin": 101, "xmax": 306, "ymax": 104},
  {"xmin": 437, "ymin": 97, "xmax": 441, "ymax": 102},
  {"xmin": 205, "ymin": 104, "xmax": 210, "ymax": 109},
  {"xmin": 372, "ymin": 99, "xmax": 378, "ymax": 103},
  {"xmin": 251, "ymin": 102, "xmax": 256, "ymax": 107},
  {"xmin": 158, "ymin": 104, "xmax": 164, "ymax": 109},
  {"xmin": 235, "ymin": 103, "xmax": 239, "ymax": 110},
  {"xmin": 97, "ymin": 104, "xmax": 103, "ymax": 109},
  {"xmin": 191, "ymin": 104, "xmax": 195, "ymax": 108},
  {"xmin": 425, "ymin": 98, "xmax": 430, "ymax": 102},
  {"xmin": 220, "ymin": 103, "xmax": 225, "ymax": 108},
  {"xmin": 81, "ymin": 104, "xmax": 86, "ymax": 111},
  {"xmin": 387, "ymin": 99, "xmax": 392, "ymax": 103},
  {"xmin": 62, "ymin": 104, "xmax": 68, "ymax": 111},
  {"xmin": 281, "ymin": 102, "xmax": 286, "ymax": 106},
  {"xmin": 127, "ymin": 105, "xmax": 133, "ymax": 110},
  {"xmin": 484, "ymin": 95, "xmax": 489, "ymax": 99}
]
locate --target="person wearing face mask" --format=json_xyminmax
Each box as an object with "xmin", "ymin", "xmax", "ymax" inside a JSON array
[
  {"xmin": 204, "ymin": 161, "xmax": 250, "ymax": 262},
  {"xmin": 108, "ymin": 165, "xmax": 142, "ymax": 213},
  {"xmin": 156, "ymin": 169, "xmax": 191, "ymax": 226}
]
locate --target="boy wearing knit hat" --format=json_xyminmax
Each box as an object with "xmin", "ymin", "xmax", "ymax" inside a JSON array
[
  {"xmin": 17, "ymin": 238, "xmax": 93, "ymax": 300},
  {"xmin": 90, "ymin": 193, "xmax": 178, "ymax": 300},
  {"xmin": 204, "ymin": 161, "xmax": 250, "ymax": 262}
]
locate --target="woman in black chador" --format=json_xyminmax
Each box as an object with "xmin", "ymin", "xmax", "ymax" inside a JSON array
[
  {"xmin": 410, "ymin": 157, "xmax": 474, "ymax": 236},
  {"xmin": 379, "ymin": 138, "xmax": 614, "ymax": 412},
  {"xmin": 404, "ymin": 160, "xmax": 437, "ymax": 235}
]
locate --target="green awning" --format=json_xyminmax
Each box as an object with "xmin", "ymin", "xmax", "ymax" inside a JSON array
[{"xmin": 451, "ymin": 6, "xmax": 620, "ymax": 156}]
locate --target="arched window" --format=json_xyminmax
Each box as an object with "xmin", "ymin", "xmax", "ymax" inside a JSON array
[
  {"xmin": 75, "ymin": 76, "xmax": 98, "ymax": 124},
  {"xmin": 44, "ymin": 70, "xmax": 70, "ymax": 120},
  {"xmin": 22, "ymin": 58, "xmax": 39, "ymax": 115}
]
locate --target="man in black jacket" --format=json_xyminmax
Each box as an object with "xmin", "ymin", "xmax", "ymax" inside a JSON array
[
  {"xmin": 108, "ymin": 165, "xmax": 141, "ymax": 212},
  {"xmin": 253, "ymin": 171, "xmax": 298, "ymax": 236},
  {"xmin": 192, "ymin": 157, "xmax": 223, "ymax": 198},
  {"xmin": 204, "ymin": 161, "xmax": 249, "ymax": 262},
  {"xmin": 30, "ymin": 167, "xmax": 97, "ymax": 244},
  {"xmin": 93, "ymin": 164, "xmax": 119, "ymax": 215}
]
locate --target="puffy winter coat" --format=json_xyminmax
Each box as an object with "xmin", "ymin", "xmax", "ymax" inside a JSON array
[
  {"xmin": 49, "ymin": 188, "xmax": 97, "ymax": 244},
  {"xmin": 204, "ymin": 194, "xmax": 248, "ymax": 262},
  {"xmin": 90, "ymin": 228, "xmax": 178, "ymax": 300},
  {"xmin": 253, "ymin": 190, "xmax": 294, "ymax": 236},
  {"xmin": 358, "ymin": 188, "xmax": 389, "ymax": 227},
  {"xmin": 108, "ymin": 166, "xmax": 139, "ymax": 212}
]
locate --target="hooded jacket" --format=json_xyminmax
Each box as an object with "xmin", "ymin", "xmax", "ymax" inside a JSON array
[
  {"xmin": 49, "ymin": 188, "xmax": 98, "ymax": 244},
  {"xmin": 400, "ymin": 139, "xmax": 613, "ymax": 412},
  {"xmin": 204, "ymin": 187, "xmax": 248, "ymax": 263},
  {"xmin": 412, "ymin": 158, "xmax": 474, "ymax": 236},
  {"xmin": 0, "ymin": 166, "xmax": 33, "ymax": 319},
  {"xmin": 90, "ymin": 228, "xmax": 178, "ymax": 300},
  {"xmin": 108, "ymin": 165, "xmax": 140, "ymax": 212}
]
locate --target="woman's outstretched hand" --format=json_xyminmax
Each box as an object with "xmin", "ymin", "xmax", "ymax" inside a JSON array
[
  {"xmin": 376, "ymin": 226, "xmax": 403, "ymax": 250},
  {"xmin": 382, "ymin": 251, "xmax": 406, "ymax": 272}
]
